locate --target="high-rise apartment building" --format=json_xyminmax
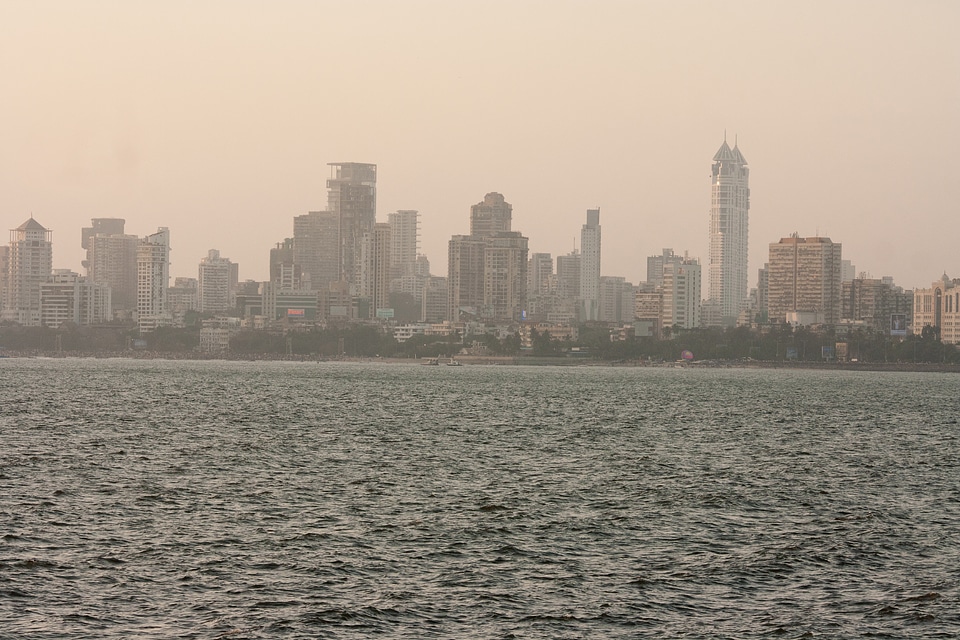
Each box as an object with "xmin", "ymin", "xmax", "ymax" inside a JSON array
[
  {"xmin": 388, "ymin": 210, "xmax": 419, "ymax": 280},
  {"xmin": 842, "ymin": 277, "xmax": 912, "ymax": 332},
  {"xmin": 646, "ymin": 248, "xmax": 684, "ymax": 289},
  {"xmin": 137, "ymin": 227, "xmax": 171, "ymax": 333},
  {"xmin": 448, "ymin": 235, "xmax": 487, "ymax": 320},
  {"xmin": 661, "ymin": 258, "xmax": 702, "ymax": 330},
  {"xmin": 358, "ymin": 223, "xmax": 392, "ymax": 318},
  {"xmin": 598, "ymin": 275, "xmax": 634, "ymax": 324},
  {"xmin": 327, "ymin": 162, "xmax": 377, "ymax": 288},
  {"xmin": 579, "ymin": 209, "xmax": 601, "ymax": 321},
  {"xmin": 556, "ymin": 250, "xmax": 581, "ymax": 301},
  {"xmin": 270, "ymin": 238, "xmax": 302, "ymax": 290},
  {"xmin": 527, "ymin": 253, "xmax": 554, "ymax": 297},
  {"xmin": 40, "ymin": 270, "xmax": 112, "ymax": 328},
  {"xmin": 292, "ymin": 210, "xmax": 338, "ymax": 293},
  {"xmin": 168, "ymin": 277, "xmax": 199, "ymax": 318},
  {"xmin": 83, "ymin": 218, "xmax": 139, "ymax": 314},
  {"xmin": 767, "ymin": 235, "xmax": 842, "ymax": 325},
  {"xmin": 2, "ymin": 218, "xmax": 53, "ymax": 326},
  {"xmin": 447, "ymin": 193, "xmax": 528, "ymax": 322},
  {"xmin": 198, "ymin": 250, "xmax": 238, "ymax": 315},
  {"xmin": 708, "ymin": 139, "xmax": 750, "ymax": 326}
]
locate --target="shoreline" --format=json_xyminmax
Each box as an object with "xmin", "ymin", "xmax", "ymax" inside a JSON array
[{"xmin": 3, "ymin": 350, "xmax": 960, "ymax": 373}]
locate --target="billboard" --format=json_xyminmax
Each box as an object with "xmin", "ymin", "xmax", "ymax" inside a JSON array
[
  {"xmin": 286, "ymin": 308, "xmax": 305, "ymax": 317},
  {"xmin": 890, "ymin": 313, "xmax": 907, "ymax": 337}
]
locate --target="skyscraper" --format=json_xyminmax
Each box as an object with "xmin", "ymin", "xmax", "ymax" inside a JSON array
[
  {"xmin": 579, "ymin": 208, "xmax": 601, "ymax": 322},
  {"xmin": 708, "ymin": 138, "xmax": 750, "ymax": 326},
  {"xmin": 388, "ymin": 210, "xmax": 420, "ymax": 280},
  {"xmin": 358, "ymin": 223, "xmax": 392, "ymax": 318},
  {"xmin": 83, "ymin": 218, "xmax": 138, "ymax": 314},
  {"xmin": 293, "ymin": 210, "xmax": 339, "ymax": 293},
  {"xmin": 327, "ymin": 162, "xmax": 377, "ymax": 289},
  {"xmin": 2, "ymin": 218, "xmax": 53, "ymax": 326},
  {"xmin": 137, "ymin": 227, "xmax": 171, "ymax": 333},
  {"xmin": 447, "ymin": 193, "xmax": 528, "ymax": 322}
]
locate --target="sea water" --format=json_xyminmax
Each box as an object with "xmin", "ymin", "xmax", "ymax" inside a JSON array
[{"xmin": 2, "ymin": 359, "xmax": 958, "ymax": 638}]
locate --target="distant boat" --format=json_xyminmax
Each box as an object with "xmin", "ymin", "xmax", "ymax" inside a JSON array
[
  {"xmin": 421, "ymin": 357, "xmax": 439, "ymax": 365},
  {"xmin": 446, "ymin": 358, "xmax": 462, "ymax": 366}
]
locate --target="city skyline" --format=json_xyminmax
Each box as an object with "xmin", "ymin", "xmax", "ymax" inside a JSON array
[{"xmin": 2, "ymin": 2, "xmax": 958, "ymax": 290}]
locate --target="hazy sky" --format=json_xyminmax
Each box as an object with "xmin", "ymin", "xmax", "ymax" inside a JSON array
[{"xmin": 3, "ymin": 1, "xmax": 958, "ymax": 290}]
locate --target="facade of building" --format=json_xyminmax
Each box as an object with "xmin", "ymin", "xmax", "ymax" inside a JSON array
[
  {"xmin": 422, "ymin": 276, "xmax": 448, "ymax": 323},
  {"xmin": 327, "ymin": 162, "xmax": 377, "ymax": 289},
  {"xmin": 579, "ymin": 208, "xmax": 601, "ymax": 321},
  {"xmin": 598, "ymin": 275, "xmax": 633, "ymax": 324},
  {"xmin": 707, "ymin": 139, "xmax": 750, "ymax": 326},
  {"xmin": 388, "ymin": 210, "xmax": 419, "ymax": 281},
  {"xmin": 646, "ymin": 248, "xmax": 684, "ymax": 289},
  {"xmin": 168, "ymin": 277, "xmax": 199, "ymax": 320},
  {"xmin": 556, "ymin": 250, "xmax": 581, "ymax": 302},
  {"xmin": 913, "ymin": 275, "xmax": 960, "ymax": 343},
  {"xmin": 3, "ymin": 218, "xmax": 53, "ymax": 326},
  {"xmin": 358, "ymin": 222, "xmax": 392, "ymax": 318},
  {"xmin": 767, "ymin": 235, "xmax": 842, "ymax": 325},
  {"xmin": 198, "ymin": 249, "xmax": 239, "ymax": 315},
  {"xmin": 292, "ymin": 210, "xmax": 338, "ymax": 293},
  {"xmin": 483, "ymin": 231, "xmax": 529, "ymax": 321},
  {"xmin": 842, "ymin": 277, "xmax": 912, "ymax": 333},
  {"xmin": 86, "ymin": 232, "xmax": 139, "ymax": 313},
  {"xmin": 137, "ymin": 227, "xmax": 171, "ymax": 333},
  {"xmin": 40, "ymin": 270, "xmax": 112, "ymax": 328},
  {"xmin": 661, "ymin": 258, "xmax": 702, "ymax": 330},
  {"xmin": 447, "ymin": 193, "xmax": 528, "ymax": 323},
  {"xmin": 270, "ymin": 238, "xmax": 301, "ymax": 290}
]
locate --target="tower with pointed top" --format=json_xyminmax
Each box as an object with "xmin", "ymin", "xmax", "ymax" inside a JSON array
[
  {"xmin": 3, "ymin": 218, "xmax": 53, "ymax": 326},
  {"xmin": 707, "ymin": 137, "xmax": 750, "ymax": 326}
]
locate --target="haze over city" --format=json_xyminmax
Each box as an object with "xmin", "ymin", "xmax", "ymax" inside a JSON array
[{"xmin": 3, "ymin": 1, "xmax": 957, "ymax": 290}]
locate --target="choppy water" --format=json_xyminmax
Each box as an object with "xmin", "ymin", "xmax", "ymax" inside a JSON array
[{"xmin": 2, "ymin": 358, "xmax": 959, "ymax": 638}]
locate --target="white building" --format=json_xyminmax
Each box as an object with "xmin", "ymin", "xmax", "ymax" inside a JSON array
[
  {"xmin": 707, "ymin": 139, "xmax": 750, "ymax": 326},
  {"xmin": 2, "ymin": 218, "xmax": 53, "ymax": 326},
  {"xmin": 198, "ymin": 249, "xmax": 238, "ymax": 314},
  {"xmin": 40, "ymin": 270, "xmax": 112, "ymax": 328},
  {"xmin": 137, "ymin": 228, "xmax": 171, "ymax": 333},
  {"xmin": 579, "ymin": 208, "xmax": 601, "ymax": 321},
  {"xmin": 388, "ymin": 210, "xmax": 419, "ymax": 280},
  {"xmin": 662, "ymin": 258, "xmax": 702, "ymax": 330}
]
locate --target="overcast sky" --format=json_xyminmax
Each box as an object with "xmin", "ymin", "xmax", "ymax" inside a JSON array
[{"xmin": 2, "ymin": 1, "xmax": 957, "ymax": 290}]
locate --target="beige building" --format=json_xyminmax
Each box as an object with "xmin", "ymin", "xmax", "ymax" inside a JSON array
[
  {"xmin": 3, "ymin": 218, "xmax": 53, "ymax": 326},
  {"xmin": 448, "ymin": 193, "xmax": 528, "ymax": 322},
  {"xmin": 914, "ymin": 275, "xmax": 960, "ymax": 344},
  {"xmin": 137, "ymin": 228, "xmax": 172, "ymax": 333},
  {"xmin": 198, "ymin": 249, "xmax": 239, "ymax": 315},
  {"xmin": 40, "ymin": 270, "xmax": 112, "ymax": 328},
  {"xmin": 767, "ymin": 235, "xmax": 842, "ymax": 325}
]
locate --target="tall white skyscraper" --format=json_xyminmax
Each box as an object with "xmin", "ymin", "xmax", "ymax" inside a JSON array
[
  {"xmin": 708, "ymin": 138, "xmax": 750, "ymax": 326},
  {"xmin": 137, "ymin": 227, "xmax": 171, "ymax": 333},
  {"xmin": 579, "ymin": 208, "xmax": 601, "ymax": 321}
]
